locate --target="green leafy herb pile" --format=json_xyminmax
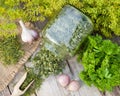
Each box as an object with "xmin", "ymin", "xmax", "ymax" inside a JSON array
[
  {"xmin": 0, "ymin": 16, "xmax": 18, "ymax": 38},
  {"xmin": 1, "ymin": 0, "xmax": 120, "ymax": 38},
  {"xmin": 78, "ymin": 35, "xmax": 120, "ymax": 91},
  {"xmin": 0, "ymin": 36, "xmax": 23, "ymax": 65},
  {"xmin": 80, "ymin": 0, "xmax": 120, "ymax": 37},
  {"xmin": 32, "ymin": 47, "xmax": 64, "ymax": 77},
  {"xmin": 0, "ymin": 0, "xmax": 81, "ymax": 38},
  {"xmin": 21, "ymin": 47, "xmax": 64, "ymax": 95}
]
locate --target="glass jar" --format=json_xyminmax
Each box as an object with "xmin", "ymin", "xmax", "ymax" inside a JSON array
[{"xmin": 42, "ymin": 5, "xmax": 93, "ymax": 58}]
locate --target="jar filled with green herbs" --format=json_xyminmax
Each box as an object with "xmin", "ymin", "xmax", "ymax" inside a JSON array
[{"xmin": 43, "ymin": 5, "xmax": 93, "ymax": 58}]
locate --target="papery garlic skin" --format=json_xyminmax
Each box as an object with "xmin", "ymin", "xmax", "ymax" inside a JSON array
[
  {"xmin": 67, "ymin": 80, "xmax": 80, "ymax": 91},
  {"xmin": 21, "ymin": 29, "xmax": 34, "ymax": 43},
  {"xmin": 19, "ymin": 20, "xmax": 38, "ymax": 43},
  {"xmin": 57, "ymin": 74, "xmax": 70, "ymax": 87},
  {"xmin": 30, "ymin": 30, "xmax": 39, "ymax": 40}
]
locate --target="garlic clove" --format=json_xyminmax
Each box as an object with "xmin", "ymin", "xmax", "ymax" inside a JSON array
[
  {"xmin": 21, "ymin": 31, "xmax": 34, "ymax": 43},
  {"xmin": 57, "ymin": 74, "xmax": 70, "ymax": 87},
  {"xmin": 19, "ymin": 20, "xmax": 39, "ymax": 43},
  {"xmin": 67, "ymin": 80, "xmax": 80, "ymax": 91}
]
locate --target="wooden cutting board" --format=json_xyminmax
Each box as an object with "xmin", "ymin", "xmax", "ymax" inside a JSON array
[{"xmin": 0, "ymin": 38, "xmax": 41, "ymax": 91}]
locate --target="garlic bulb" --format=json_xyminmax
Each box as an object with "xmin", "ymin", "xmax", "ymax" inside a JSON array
[
  {"xmin": 19, "ymin": 20, "xmax": 39, "ymax": 43},
  {"xmin": 57, "ymin": 74, "xmax": 70, "ymax": 87},
  {"xmin": 67, "ymin": 80, "xmax": 80, "ymax": 91}
]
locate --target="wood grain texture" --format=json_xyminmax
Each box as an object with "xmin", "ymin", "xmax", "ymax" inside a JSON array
[
  {"xmin": 67, "ymin": 57, "xmax": 102, "ymax": 96},
  {"xmin": 0, "ymin": 57, "xmax": 120, "ymax": 96},
  {"xmin": 35, "ymin": 57, "xmax": 102, "ymax": 96},
  {"xmin": 0, "ymin": 19, "xmax": 47, "ymax": 91},
  {"xmin": 0, "ymin": 38, "xmax": 41, "ymax": 91},
  {"xmin": 0, "ymin": 87, "xmax": 10, "ymax": 96},
  {"xmin": 105, "ymin": 87, "xmax": 120, "ymax": 96},
  {"xmin": 8, "ymin": 67, "xmax": 25, "ymax": 93}
]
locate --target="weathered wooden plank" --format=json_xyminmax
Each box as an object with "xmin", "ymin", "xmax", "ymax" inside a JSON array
[
  {"xmin": 2, "ymin": 56, "xmax": 118, "ymax": 96},
  {"xmin": 57, "ymin": 62, "xmax": 75, "ymax": 96},
  {"xmin": 0, "ymin": 87, "xmax": 10, "ymax": 96},
  {"xmin": 105, "ymin": 87, "xmax": 120, "ymax": 96},
  {"xmin": 8, "ymin": 66, "xmax": 25, "ymax": 93},
  {"xmin": 67, "ymin": 57, "xmax": 102, "ymax": 96},
  {"xmin": 8, "ymin": 66, "xmax": 36, "ymax": 96},
  {"xmin": 63, "ymin": 61, "xmax": 73, "ymax": 78},
  {"xmin": 35, "ymin": 61, "xmax": 72, "ymax": 96},
  {"xmin": 35, "ymin": 57, "xmax": 103, "ymax": 96},
  {"xmin": 36, "ymin": 75, "xmax": 66, "ymax": 96}
]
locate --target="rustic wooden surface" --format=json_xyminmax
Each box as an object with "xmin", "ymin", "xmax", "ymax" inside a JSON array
[
  {"xmin": 0, "ymin": 57, "xmax": 120, "ymax": 96},
  {"xmin": 0, "ymin": 24, "xmax": 42, "ymax": 91},
  {"xmin": 0, "ymin": 20, "xmax": 120, "ymax": 96}
]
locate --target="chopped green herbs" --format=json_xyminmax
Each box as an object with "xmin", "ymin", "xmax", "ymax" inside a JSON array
[
  {"xmin": 0, "ymin": 36, "xmax": 23, "ymax": 65},
  {"xmin": 32, "ymin": 47, "xmax": 64, "ymax": 76},
  {"xmin": 22, "ymin": 47, "xmax": 64, "ymax": 95},
  {"xmin": 80, "ymin": 0, "xmax": 120, "ymax": 37}
]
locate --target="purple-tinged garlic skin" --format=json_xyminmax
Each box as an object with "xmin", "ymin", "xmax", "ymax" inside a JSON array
[
  {"xmin": 29, "ymin": 30, "xmax": 39, "ymax": 40},
  {"xmin": 57, "ymin": 74, "xmax": 70, "ymax": 87},
  {"xmin": 19, "ymin": 20, "xmax": 39, "ymax": 43}
]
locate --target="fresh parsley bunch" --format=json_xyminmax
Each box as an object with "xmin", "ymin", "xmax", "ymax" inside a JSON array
[{"xmin": 78, "ymin": 35, "xmax": 120, "ymax": 91}]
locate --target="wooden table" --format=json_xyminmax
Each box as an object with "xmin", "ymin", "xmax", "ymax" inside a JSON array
[
  {"xmin": 0, "ymin": 56, "xmax": 120, "ymax": 96},
  {"xmin": 0, "ymin": 21, "xmax": 120, "ymax": 96}
]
